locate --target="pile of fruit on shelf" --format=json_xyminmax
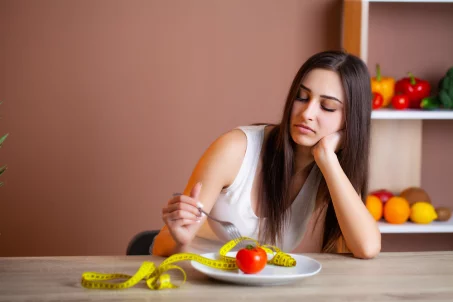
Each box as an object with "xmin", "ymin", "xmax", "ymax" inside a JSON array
[
  {"xmin": 366, "ymin": 187, "xmax": 452, "ymax": 224},
  {"xmin": 371, "ymin": 65, "xmax": 453, "ymax": 111}
]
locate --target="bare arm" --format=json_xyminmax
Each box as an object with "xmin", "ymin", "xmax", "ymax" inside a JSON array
[
  {"xmin": 152, "ymin": 129, "xmax": 247, "ymax": 256},
  {"xmin": 312, "ymin": 130, "xmax": 381, "ymax": 259},
  {"xmin": 316, "ymin": 151, "xmax": 381, "ymax": 259}
]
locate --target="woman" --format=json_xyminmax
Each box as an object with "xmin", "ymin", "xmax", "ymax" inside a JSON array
[{"xmin": 153, "ymin": 50, "xmax": 381, "ymax": 259}]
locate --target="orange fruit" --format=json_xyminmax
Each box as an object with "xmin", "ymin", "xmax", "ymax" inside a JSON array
[
  {"xmin": 384, "ymin": 197, "xmax": 411, "ymax": 224},
  {"xmin": 366, "ymin": 195, "xmax": 383, "ymax": 220}
]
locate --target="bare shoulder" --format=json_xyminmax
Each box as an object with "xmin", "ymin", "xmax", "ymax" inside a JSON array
[
  {"xmin": 182, "ymin": 128, "xmax": 248, "ymax": 199},
  {"xmin": 214, "ymin": 124, "xmax": 276, "ymax": 168},
  {"xmin": 200, "ymin": 128, "xmax": 248, "ymax": 178},
  {"xmin": 209, "ymin": 128, "xmax": 248, "ymax": 162}
]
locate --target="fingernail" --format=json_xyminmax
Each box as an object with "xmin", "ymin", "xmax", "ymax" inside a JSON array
[
  {"xmin": 196, "ymin": 219, "xmax": 201, "ymax": 223},
  {"xmin": 197, "ymin": 202, "xmax": 204, "ymax": 208}
]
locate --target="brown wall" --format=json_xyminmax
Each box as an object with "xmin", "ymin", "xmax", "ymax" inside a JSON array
[
  {"xmin": 2, "ymin": 0, "xmax": 452, "ymax": 257},
  {"xmin": 0, "ymin": 0, "xmax": 343, "ymax": 256}
]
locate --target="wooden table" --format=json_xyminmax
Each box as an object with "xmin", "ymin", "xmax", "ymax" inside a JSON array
[{"xmin": 1, "ymin": 252, "xmax": 452, "ymax": 301}]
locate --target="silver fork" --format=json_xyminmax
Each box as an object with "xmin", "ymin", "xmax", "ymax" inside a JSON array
[{"xmin": 172, "ymin": 193, "xmax": 244, "ymax": 246}]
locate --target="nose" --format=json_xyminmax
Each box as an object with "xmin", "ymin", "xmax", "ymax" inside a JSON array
[{"xmin": 301, "ymin": 99, "xmax": 319, "ymax": 121}]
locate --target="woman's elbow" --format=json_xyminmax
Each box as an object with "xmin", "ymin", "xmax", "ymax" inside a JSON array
[
  {"xmin": 353, "ymin": 227, "xmax": 382, "ymax": 259},
  {"xmin": 151, "ymin": 232, "xmax": 172, "ymax": 257},
  {"xmin": 353, "ymin": 239, "xmax": 381, "ymax": 259},
  {"xmin": 152, "ymin": 243, "xmax": 166, "ymax": 257},
  {"xmin": 151, "ymin": 231, "xmax": 188, "ymax": 257}
]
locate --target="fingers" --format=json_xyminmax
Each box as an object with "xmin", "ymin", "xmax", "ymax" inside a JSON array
[
  {"xmin": 326, "ymin": 130, "xmax": 343, "ymax": 150},
  {"xmin": 336, "ymin": 130, "xmax": 345, "ymax": 151},
  {"xmin": 164, "ymin": 209, "xmax": 201, "ymax": 221},
  {"xmin": 168, "ymin": 218, "xmax": 201, "ymax": 227},
  {"xmin": 163, "ymin": 210, "xmax": 202, "ymax": 228},
  {"xmin": 163, "ymin": 213, "xmax": 200, "ymax": 226},
  {"xmin": 168, "ymin": 192, "xmax": 204, "ymax": 208},
  {"xmin": 163, "ymin": 182, "xmax": 205, "ymax": 230},
  {"xmin": 163, "ymin": 202, "xmax": 201, "ymax": 217}
]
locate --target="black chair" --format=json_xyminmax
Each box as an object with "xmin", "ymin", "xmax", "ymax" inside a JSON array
[{"xmin": 126, "ymin": 230, "xmax": 160, "ymax": 255}]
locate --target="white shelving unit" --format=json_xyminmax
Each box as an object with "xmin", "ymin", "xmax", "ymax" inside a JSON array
[
  {"xmin": 343, "ymin": 0, "xmax": 453, "ymax": 235},
  {"xmin": 372, "ymin": 109, "xmax": 453, "ymax": 120},
  {"xmin": 378, "ymin": 217, "xmax": 453, "ymax": 233}
]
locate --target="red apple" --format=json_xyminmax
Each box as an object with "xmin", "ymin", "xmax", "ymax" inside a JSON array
[{"xmin": 370, "ymin": 189, "xmax": 394, "ymax": 203}]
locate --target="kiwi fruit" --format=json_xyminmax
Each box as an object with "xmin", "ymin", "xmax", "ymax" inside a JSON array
[
  {"xmin": 400, "ymin": 187, "xmax": 431, "ymax": 206},
  {"xmin": 435, "ymin": 207, "xmax": 452, "ymax": 222}
]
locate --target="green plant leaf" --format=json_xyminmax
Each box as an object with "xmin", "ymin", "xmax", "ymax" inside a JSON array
[
  {"xmin": 0, "ymin": 133, "xmax": 8, "ymax": 147},
  {"xmin": 0, "ymin": 165, "xmax": 7, "ymax": 176}
]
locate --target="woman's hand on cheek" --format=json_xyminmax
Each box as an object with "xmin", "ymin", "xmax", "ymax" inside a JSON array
[{"xmin": 311, "ymin": 130, "xmax": 344, "ymax": 163}]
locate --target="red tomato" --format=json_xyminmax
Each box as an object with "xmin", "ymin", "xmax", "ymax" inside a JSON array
[
  {"xmin": 391, "ymin": 94, "xmax": 409, "ymax": 110},
  {"xmin": 235, "ymin": 245, "xmax": 267, "ymax": 274},
  {"xmin": 372, "ymin": 92, "xmax": 384, "ymax": 109}
]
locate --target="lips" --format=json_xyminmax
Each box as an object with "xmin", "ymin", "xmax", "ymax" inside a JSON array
[{"xmin": 294, "ymin": 124, "xmax": 315, "ymax": 133}]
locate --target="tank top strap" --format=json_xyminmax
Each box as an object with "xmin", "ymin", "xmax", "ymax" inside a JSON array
[{"xmin": 221, "ymin": 125, "xmax": 266, "ymax": 194}]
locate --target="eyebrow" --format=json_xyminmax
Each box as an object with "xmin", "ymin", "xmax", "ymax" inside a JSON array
[{"xmin": 300, "ymin": 84, "xmax": 343, "ymax": 104}]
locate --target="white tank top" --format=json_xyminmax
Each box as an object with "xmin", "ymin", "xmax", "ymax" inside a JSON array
[{"xmin": 188, "ymin": 125, "xmax": 325, "ymax": 254}]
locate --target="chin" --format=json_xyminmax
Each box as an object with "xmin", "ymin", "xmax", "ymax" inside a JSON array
[{"xmin": 290, "ymin": 131, "xmax": 317, "ymax": 147}]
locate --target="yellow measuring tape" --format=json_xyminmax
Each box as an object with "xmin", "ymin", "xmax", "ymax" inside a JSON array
[{"xmin": 81, "ymin": 237, "xmax": 296, "ymax": 290}]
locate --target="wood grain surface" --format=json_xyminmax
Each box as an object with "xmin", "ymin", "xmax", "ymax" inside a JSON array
[{"xmin": 1, "ymin": 252, "xmax": 452, "ymax": 302}]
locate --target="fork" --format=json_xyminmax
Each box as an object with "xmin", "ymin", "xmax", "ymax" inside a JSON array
[{"xmin": 172, "ymin": 193, "xmax": 244, "ymax": 246}]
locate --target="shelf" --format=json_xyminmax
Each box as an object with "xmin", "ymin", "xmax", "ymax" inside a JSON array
[
  {"xmin": 371, "ymin": 109, "xmax": 453, "ymax": 120},
  {"xmin": 368, "ymin": 0, "xmax": 453, "ymax": 3},
  {"xmin": 378, "ymin": 217, "xmax": 453, "ymax": 233}
]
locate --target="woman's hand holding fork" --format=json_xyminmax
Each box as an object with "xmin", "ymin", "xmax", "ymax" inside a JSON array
[{"xmin": 161, "ymin": 182, "xmax": 205, "ymax": 245}]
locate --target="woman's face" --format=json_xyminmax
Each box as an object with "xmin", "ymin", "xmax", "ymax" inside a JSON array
[{"xmin": 290, "ymin": 68, "xmax": 346, "ymax": 148}]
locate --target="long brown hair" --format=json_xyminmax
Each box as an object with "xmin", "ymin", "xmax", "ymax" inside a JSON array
[{"xmin": 257, "ymin": 50, "xmax": 371, "ymax": 252}]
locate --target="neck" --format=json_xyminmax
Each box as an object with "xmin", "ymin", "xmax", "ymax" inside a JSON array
[{"xmin": 293, "ymin": 145, "xmax": 315, "ymax": 176}]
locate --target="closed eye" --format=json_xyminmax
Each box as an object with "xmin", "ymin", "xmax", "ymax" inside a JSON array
[
  {"xmin": 296, "ymin": 97, "xmax": 336, "ymax": 112},
  {"xmin": 295, "ymin": 96, "xmax": 308, "ymax": 102},
  {"xmin": 322, "ymin": 106, "xmax": 336, "ymax": 112}
]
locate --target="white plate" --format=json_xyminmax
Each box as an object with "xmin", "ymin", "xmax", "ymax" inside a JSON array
[{"xmin": 190, "ymin": 252, "xmax": 321, "ymax": 286}]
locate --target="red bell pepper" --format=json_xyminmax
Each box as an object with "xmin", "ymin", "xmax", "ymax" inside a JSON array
[{"xmin": 394, "ymin": 72, "xmax": 431, "ymax": 109}]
